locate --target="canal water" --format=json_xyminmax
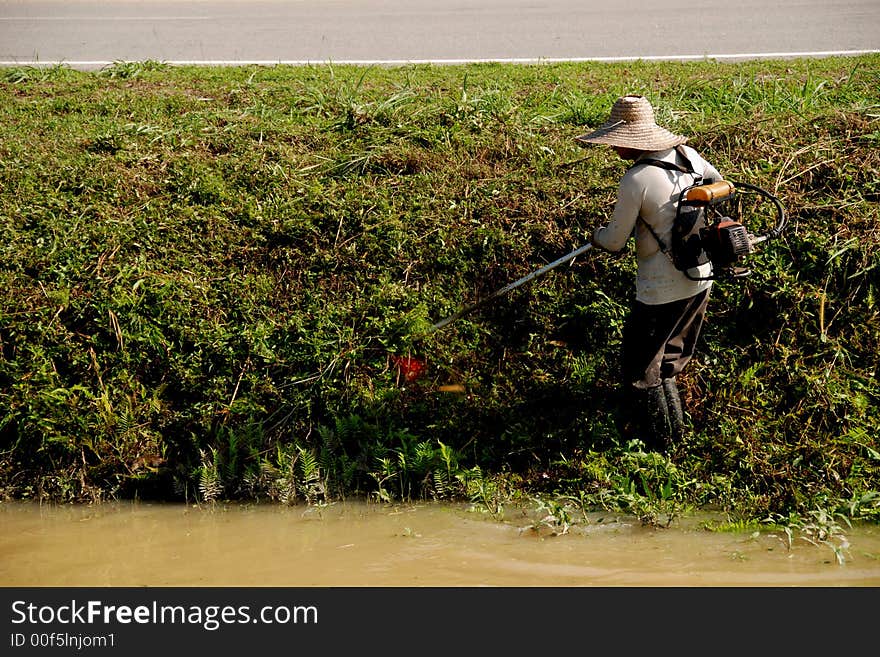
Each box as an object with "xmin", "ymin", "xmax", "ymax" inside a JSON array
[{"xmin": 2, "ymin": 500, "xmax": 879, "ymax": 586}]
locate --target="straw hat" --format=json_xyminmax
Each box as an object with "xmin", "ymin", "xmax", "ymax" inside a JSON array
[{"xmin": 575, "ymin": 95, "xmax": 687, "ymax": 151}]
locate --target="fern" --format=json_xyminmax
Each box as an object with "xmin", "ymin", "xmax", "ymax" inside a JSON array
[
  {"xmin": 296, "ymin": 446, "xmax": 326, "ymax": 504},
  {"xmin": 414, "ymin": 441, "xmax": 434, "ymax": 469},
  {"xmin": 116, "ymin": 408, "xmax": 135, "ymax": 438},
  {"xmin": 433, "ymin": 470, "xmax": 449, "ymax": 499},
  {"xmin": 242, "ymin": 458, "xmax": 277, "ymax": 498},
  {"xmin": 267, "ymin": 445, "xmax": 298, "ymax": 505},
  {"xmin": 197, "ymin": 448, "xmax": 222, "ymax": 503},
  {"xmin": 297, "ymin": 446, "xmax": 319, "ymax": 484},
  {"xmin": 228, "ymin": 430, "xmax": 241, "ymax": 483}
]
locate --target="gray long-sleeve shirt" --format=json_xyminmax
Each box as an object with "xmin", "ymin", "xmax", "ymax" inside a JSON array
[{"xmin": 592, "ymin": 145, "xmax": 722, "ymax": 305}]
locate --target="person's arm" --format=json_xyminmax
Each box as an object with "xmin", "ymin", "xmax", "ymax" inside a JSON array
[
  {"xmin": 592, "ymin": 174, "xmax": 643, "ymax": 252},
  {"xmin": 702, "ymin": 158, "xmax": 724, "ymax": 183}
]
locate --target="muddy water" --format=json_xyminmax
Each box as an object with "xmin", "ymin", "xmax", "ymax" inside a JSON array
[{"xmin": 2, "ymin": 501, "xmax": 879, "ymax": 586}]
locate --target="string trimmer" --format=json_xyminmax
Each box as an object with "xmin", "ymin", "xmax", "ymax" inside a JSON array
[
  {"xmin": 430, "ymin": 242, "xmax": 594, "ymax": 331},
  {"xmin": 390, "ymin": 242, "xmax": 594, "ymax": 383}
]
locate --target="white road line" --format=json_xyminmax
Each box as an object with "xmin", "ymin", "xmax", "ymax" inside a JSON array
[
  {"xmin": 0, "ymin": 17, "xmax": 211, "ymax": 21},
  {"xmin": 1, "ymin": 50, "xmax": 877, "ymax": 68}
]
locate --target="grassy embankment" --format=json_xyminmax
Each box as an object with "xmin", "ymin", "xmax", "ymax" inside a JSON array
[{"xmin": 0, "ymin": 56, "xmax": 877, "ymax": 534}]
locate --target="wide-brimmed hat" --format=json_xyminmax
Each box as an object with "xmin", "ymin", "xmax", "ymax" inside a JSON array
[{"xmin": 575, "ymin": 95, "xmax": 687, "ymax": 151}]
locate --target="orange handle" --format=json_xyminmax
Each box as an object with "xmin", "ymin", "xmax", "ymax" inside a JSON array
[{"xmin": 685, "ymin": 180, "xmax": 735, "ymax": 204}]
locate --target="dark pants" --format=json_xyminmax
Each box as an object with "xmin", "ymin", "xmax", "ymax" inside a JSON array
[
  {"xmin": 621, "ymin": 288, "xmax": 710, "ymax": 390},
  {"xmin": 617, "ymin": 288, "xmax": 710, "ymax": 450}
]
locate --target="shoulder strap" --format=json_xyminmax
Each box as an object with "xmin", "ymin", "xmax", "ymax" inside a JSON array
[
  {"xmin": 639, "ymin": 216, "xmax": 668, "ymax": 253},
  {"xmin": 630, "ymin": 146, "xmax": 701, "ymax": 255},
  {"xmin": 629, "ymin": 145, "xmax": 699, "ymax": 176}
]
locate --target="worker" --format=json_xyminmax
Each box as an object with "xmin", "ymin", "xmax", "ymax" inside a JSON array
[{"xmin": 576, "ymin": 94, "xmax": 724, "ymax": 451}]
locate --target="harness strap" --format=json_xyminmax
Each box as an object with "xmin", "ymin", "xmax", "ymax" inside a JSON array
[
  {"xmin": 629, "ymin": 145, "xmax": 703, "ymax": 255},
  {"xmin": 630, "ymin": 145, "xmax": 699, "ymax": 175},
  {"xmin": 640, "ymin": 215, "xmax": 669, "ymax": 252}
]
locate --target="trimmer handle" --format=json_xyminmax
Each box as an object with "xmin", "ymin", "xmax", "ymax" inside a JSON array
[
  {"xmin": 730, "ymin": 180, "xmax": 787, "ymax": 241},
  {"xmin": 429, "ymin": 242, "xmax": 594, "ymax": 332}
]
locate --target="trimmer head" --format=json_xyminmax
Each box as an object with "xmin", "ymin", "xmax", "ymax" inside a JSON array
[{"xmin": 390, "ymin": 354, "xmax": 427, "ymax": 382}]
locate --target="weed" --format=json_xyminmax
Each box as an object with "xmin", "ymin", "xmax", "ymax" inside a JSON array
[
  {"xmin": 529, "ymin": 495, "xmax": 574, "ymax": 536},
  {"xmin": 765, "ymin": 509, "xmax": 853, "ymax": 564},
  {"xmin": 99, "ymin": 60, "xmax": 169, "ymax": 80}
]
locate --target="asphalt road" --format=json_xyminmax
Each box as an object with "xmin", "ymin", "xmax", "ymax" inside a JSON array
[{"xmin": 0, "ymin": 0, "xmax": 878, "ymax": 68}]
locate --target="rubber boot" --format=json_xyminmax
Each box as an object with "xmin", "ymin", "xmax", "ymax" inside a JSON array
[
  {"xmin": 643, "ymin": 384, "xmax": 671, "ymax": 452},
  {"xmin": 662, "ymin": 377, "xmax": 685, "ymax": 445}
]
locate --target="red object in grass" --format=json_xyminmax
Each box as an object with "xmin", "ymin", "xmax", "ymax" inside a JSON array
[{"xmin": 391, "ymin": 355, "xmax": 427, "ymax": 382}]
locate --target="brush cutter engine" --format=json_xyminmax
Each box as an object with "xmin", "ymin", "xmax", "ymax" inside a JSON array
[
  {"xmin": 700, "ymin": 218, "xmax": 755, "ymax": 270},
  {"xmin": 635, "ymin": 151, "xmax": 787, "ymax": 281},
  {"xmin": 669, "ymin": 180, "xmax": 787, "ymax": 280}
]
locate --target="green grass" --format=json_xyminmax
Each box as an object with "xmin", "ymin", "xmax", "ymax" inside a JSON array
[{"xmin": 0, "ymin": 56, "xmax": 878, "ymax": 524}]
